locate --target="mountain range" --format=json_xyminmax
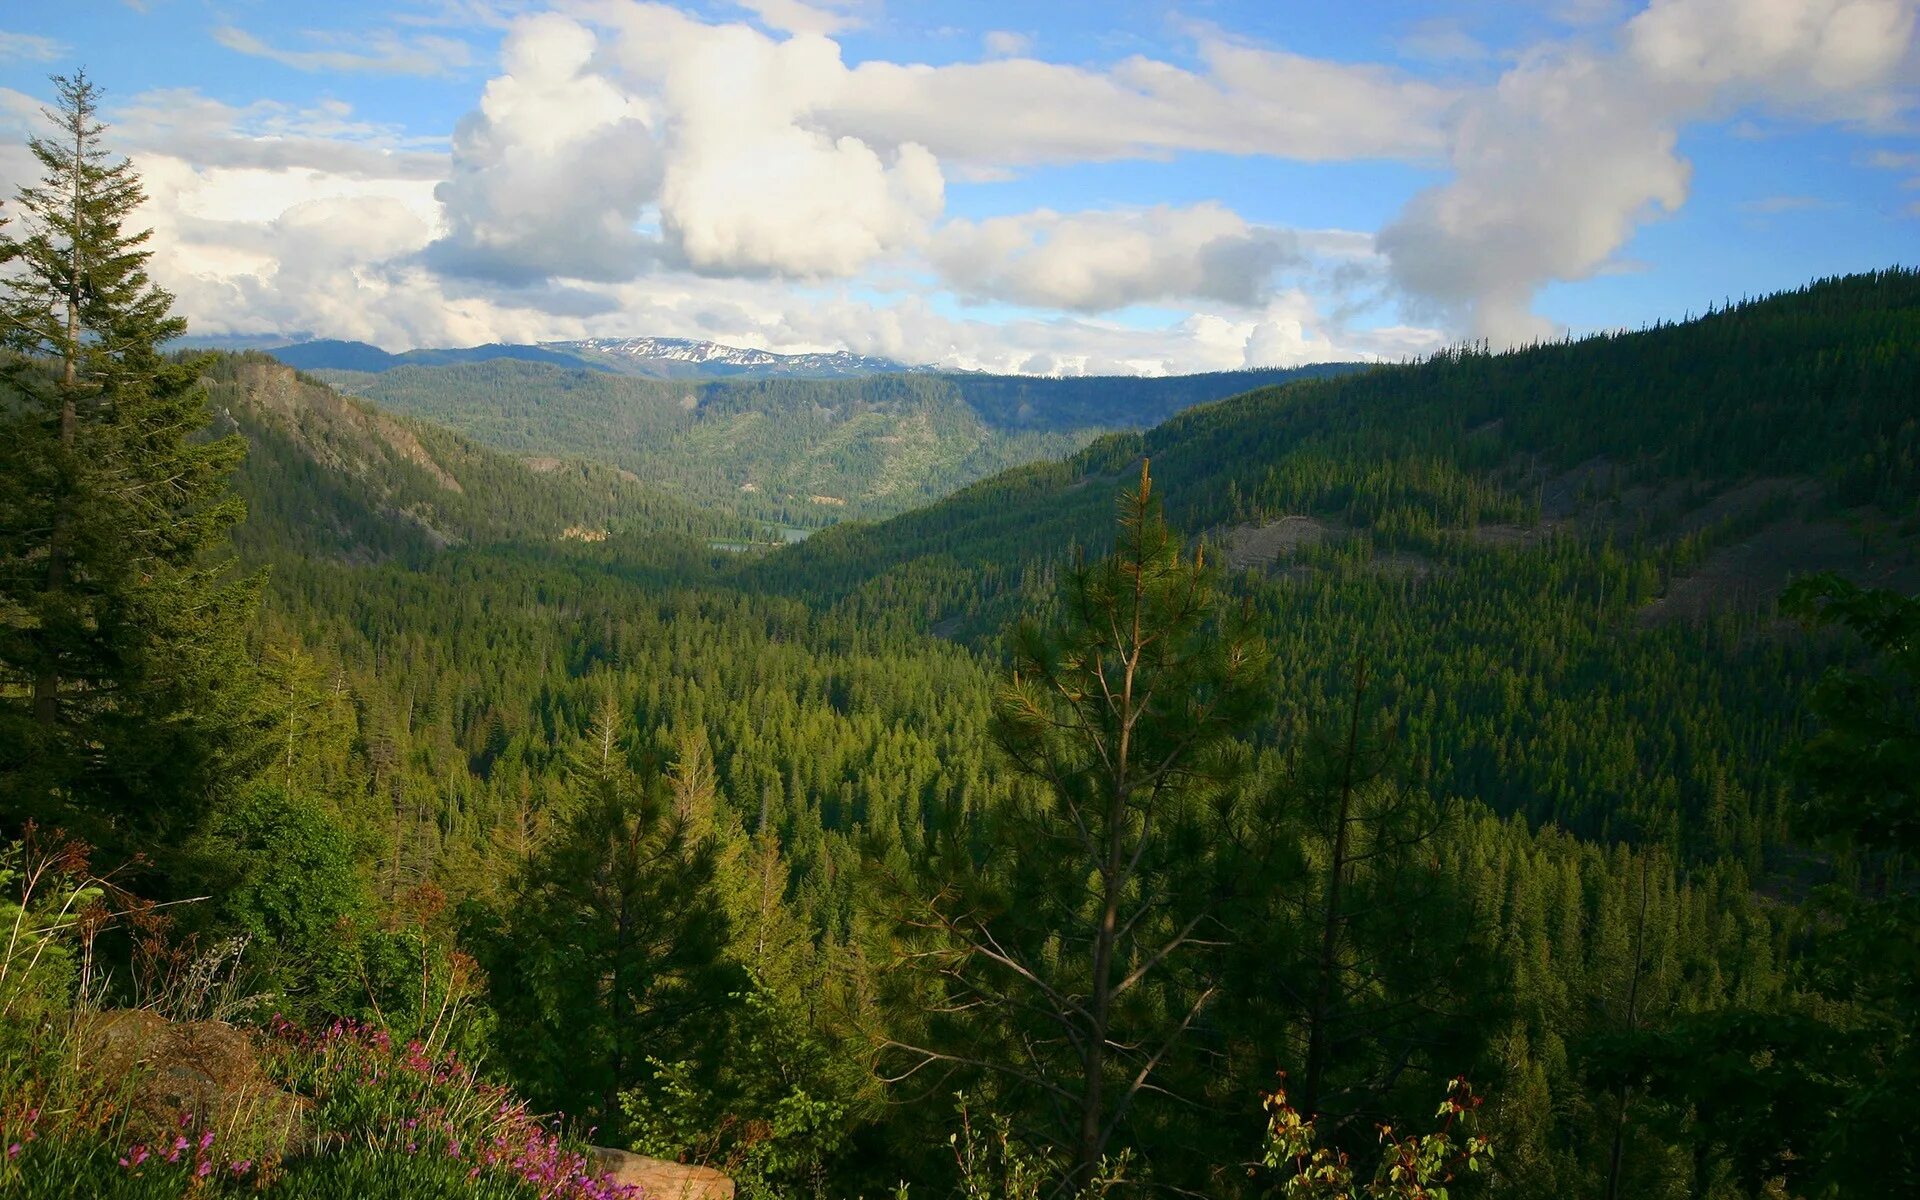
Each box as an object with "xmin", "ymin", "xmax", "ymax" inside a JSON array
[{"xmin": 244, "ymin": 335, "xmax": 918, "ymax": 380}]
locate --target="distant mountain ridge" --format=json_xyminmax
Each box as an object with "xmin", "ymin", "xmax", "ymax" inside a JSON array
[
  {"xmin": 563, "ymin": 336, "xmax": 912, "ymax": 379},
  {"xmin": 257, "ymin": 335, "xmax": 916, "ymax": 380}
]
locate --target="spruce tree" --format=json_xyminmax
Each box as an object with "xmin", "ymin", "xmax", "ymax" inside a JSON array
[{"xmin": 0, "ymin": 72, "xmax": 260, "ymax": 852}]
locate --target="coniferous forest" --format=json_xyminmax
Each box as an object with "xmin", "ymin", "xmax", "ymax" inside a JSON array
[{"xmin": 3, "ymin": 73, "xmax": 1919, "ymax": 1200}]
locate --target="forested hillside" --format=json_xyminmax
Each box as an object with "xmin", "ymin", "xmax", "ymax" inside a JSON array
[
  {"xmin": 207, "ymin": 353, "xmax": 748, "ymax": 562},
  {"xmin": 319, "ymin": 360, "xmax": 1358, "ymax": 524},
  {"xmin": 3, "ymin": 78, "xmax": 1915, "ymax": 1200}
]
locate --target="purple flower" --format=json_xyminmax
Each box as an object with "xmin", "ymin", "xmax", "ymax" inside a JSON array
[{"xmin": 7, "ymin": 1145, "xmax": 20, "ymax": 1161}]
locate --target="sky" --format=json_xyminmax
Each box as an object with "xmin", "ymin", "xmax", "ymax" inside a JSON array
[{"xmin": 0, "ymin": 0, "xmax": 1916, "ymax": 375}]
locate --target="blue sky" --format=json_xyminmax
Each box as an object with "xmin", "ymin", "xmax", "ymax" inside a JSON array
[{"xmin": 0, "ymin": 0, "xmax": 1915, "ymax": 373}]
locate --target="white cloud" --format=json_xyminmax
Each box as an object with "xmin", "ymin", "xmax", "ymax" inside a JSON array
[
  {"xmin": 23, "ymin": 0, "xmax": 1903, "ymax": 373},
  {"xmin": 212, "ymin": 25, "xmax": 476, "ymax": 77},
  {"xmin": 433, "ymin": 7, "xmax": 942, "ymax": 281},
  {"xmin": 732, "ymin": 0, "xmax": 866, "ymax": 36},
  {"xmin": 713, "ymin": 284, "xmax": 1425, "ymax": 375},
  {"xmin": 1864, "ymin": 147, "xmax": 1920, "ymax": 214},
  {"xmin": 425, "ymin": 4, "xmax": 1450, "ymax": 289},
  {"xmin": 931, "ymin": 203, "xmax": 1311, "ymax": 312},
  {"xmin": 637, "ymin": 14, "xmax": 943, "ymax": 277},
  {"xmin": 0, "ymin": 32, "xmax": 67, "ymax": 63},
  {"xmin": 1395, "ymin": 20, "xmax": 1491, "ymax": 64},
  {"xmin": 829, "ymin": 37, "xmax": 1456, "ymax": 167},
  {"xmin": 1738, "ymin": 194, "xmax": 1842, "ymax": 212},
  {"xmin": 109, "ymin": 89, "xmax": 448, "ymax": 181},
  {"xmin": 427, "ymin": 14, "xmax": 662, "ymax": 282},
  {"xmin": 983, "ymin": 30, "xmax": 1031, "ymax": 58},
  {"xmin": 1379, "ymin": 0, "xmax": 1920, "ymax": 344}
]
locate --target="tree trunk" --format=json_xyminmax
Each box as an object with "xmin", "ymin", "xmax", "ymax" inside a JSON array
[
  {"xmin": 1603, "ymin": 852, "xmax": 1653, "ymax": 1200},
  {"xmin": 1073, "ymin": 496, "xmax": 1148, "ymax": 1184},
  {"xmin": 1303, "ymin": 664, "xmax": 1369, "ymax": 1121}
]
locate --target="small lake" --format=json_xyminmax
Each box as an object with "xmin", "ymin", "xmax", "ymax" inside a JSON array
[{"xmin": 710, "ymin": 524, "xmax": 816, "ymax": 553}]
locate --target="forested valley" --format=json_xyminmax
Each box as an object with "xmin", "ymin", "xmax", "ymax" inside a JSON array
[{"xmin": 3, "ymin": 75, "xmax": 1918, "ymax": 1200}]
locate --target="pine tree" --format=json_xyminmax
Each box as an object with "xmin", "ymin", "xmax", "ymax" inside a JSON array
[
  {"xmin": 0, "ymin": 72, "xmax": 261, "ymax": 852},
  {"xmin": 882, "ymin": 464, "xmax": 1271, "ymax": 1189}
]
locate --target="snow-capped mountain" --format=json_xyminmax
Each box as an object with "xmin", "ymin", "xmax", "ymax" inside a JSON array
[
  {"xmin": 255, "ymin": 336, "xmax": 918, "ymax": 380},
  {"xmin": 551, "ymin": 337, "xmax": 913, "ymax": 379}
]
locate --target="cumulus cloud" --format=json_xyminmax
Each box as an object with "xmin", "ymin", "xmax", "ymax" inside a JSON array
[
  {"xmin": 628, "ymin": 12, "xmax": 944, "ymax": 277},
  {"xmin": 212, "ymin": 25, "xmax": 476, "ymax": 77},
  {"xmin": 1380, "ymin": 0, "xmax": 1919, "ymax": 344},
  {"xmin": 427, "ymin": 14, "xmax": 661, "ymax": 282},
  {"xmin": 431, "ymin": 8, "xmax": 941, "ymax": 281},
  {"xmin": 427, "ymin": 5, "xmax": 1451, "ymax": 288},
  {"xmin": 931, "ymin": 203, "xmax": 1307, "ymax": 312}
]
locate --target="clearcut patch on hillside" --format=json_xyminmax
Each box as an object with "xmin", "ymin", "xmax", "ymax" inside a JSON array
[
  {"xmin": 1640, "ymin": 515, "xmax": 1920, "ymax": 625},
  {"xmin": 1224, "ymin": 515, "xmax": 1340, "ymax": 568}
]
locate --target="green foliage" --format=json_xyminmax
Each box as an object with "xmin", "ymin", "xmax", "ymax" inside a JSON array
[
  {"xmin": 6, "ymin": 90, "xmax": 1917, "ymax": 1199},
  {"xmin": 1264, "ymin": 1077, "xmax": 1492, "ymax": 1200},
  {"xmin": 1781, "ymin": 572, "xmax": 1920, "ymax": 855},
  {"xmin": 623, "ymin": 987, "xmax": 858, "ymax": 1199},
  {"xmin": 192, "ymin": 786, "xmax": 367, "ymax": 1006},
  {"xmin": 261, "ymin": 1150, "xmax": 542, "ymax": 1200},
  {"xmin": 884, "ymin": 464, "xmax": 1272, "ymax": 1186},
  {"xmin": 0, "ymin": 836, "xmax": 100, "ymax": 1030},
  {"xmin": 464, "ymin": 762, "xmax": 740, "ymax": 1126},
  {"xmin": 0, "ymin": 73, "xmax": 264, "ymax": 857},
  {"xmin": 941, "ymin": 1094, "xmax": 1129, "ymax": 1200},
  {"xmin": 321, "ymin": 360, "xmax": 1353, "ymax": 526},
  {"xmin": 203, "ymin": 353, "xmax": 747, "ymax": 566}
]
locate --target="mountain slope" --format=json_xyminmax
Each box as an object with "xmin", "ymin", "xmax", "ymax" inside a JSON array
[
  {"xmin": 202, "ymin": 353, "xmax": 739, "ymax": 563},
  {"xmin": 765, "ymin": 269, "xmax": 1920, "ymax": 611},
  {"xmin": 316, "ymin": 361, "xmax": 1361, "ymax": 525},
  {"xmin": 742, "ymin": 269, "xmax": 1920, "ymax": 855}
]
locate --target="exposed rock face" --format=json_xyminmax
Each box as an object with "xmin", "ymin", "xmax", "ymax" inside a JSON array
[
  {"xmin": 587, "ymin": 1147, "xmax": 736, "ymax": 1200},
  {"xmin": 76, "ymin": 1011, "xmax": 305, "ymax": 1152}
]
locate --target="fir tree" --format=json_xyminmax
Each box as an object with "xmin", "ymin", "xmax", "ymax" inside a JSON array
[{"xmin": 0, "ymin": 72, "xmax": 260, "ymax": 852}]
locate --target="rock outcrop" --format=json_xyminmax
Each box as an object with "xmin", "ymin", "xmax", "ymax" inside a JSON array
[{"xmin": 587, "ymin": 1147, "xmax": 736, "ymax": 1200}]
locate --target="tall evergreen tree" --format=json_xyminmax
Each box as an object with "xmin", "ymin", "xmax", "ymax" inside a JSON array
[
  {"xmin": 882, "ymin": 464, "xmax": 1271, "ymax": 1189},
  {"xmin": 0, "ymin": 72, "xmax": 260, "ymax": 852},
  {"xmin": 463, "ymin": 745, "xmax": 740, "ymax": 1126}
]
